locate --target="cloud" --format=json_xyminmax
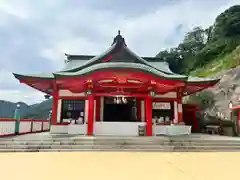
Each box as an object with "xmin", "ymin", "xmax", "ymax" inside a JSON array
[
  {"xmin": 0, "ymin": 89, "xmax": 44, "ymax": 105},
  {"xmin": 0, "ymin": 0, "xmax": 239, "ymax": 104}
]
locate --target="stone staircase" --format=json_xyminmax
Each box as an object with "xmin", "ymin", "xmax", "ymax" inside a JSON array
[{"xmin": 1, "ymin": 134, "xmax": 240, "ymax": 152}]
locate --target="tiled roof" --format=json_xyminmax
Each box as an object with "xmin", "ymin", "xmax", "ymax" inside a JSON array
[{"xmin": 53, "ymin": 62, "xmax": 187, "ymax": 80}]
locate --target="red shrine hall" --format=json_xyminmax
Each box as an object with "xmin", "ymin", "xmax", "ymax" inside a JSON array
[{"xmin": 13, "ymin": 31, "xmax": 220, "ymax": 136}]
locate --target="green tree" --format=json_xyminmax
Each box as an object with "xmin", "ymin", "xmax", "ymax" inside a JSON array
[
  {"xmin": 176, "ymin": 27, "xmax": 206, "ymax": 73},
  {"xmin": 212, "ymin": 5, "xmax": 240, "ymax": 39}
]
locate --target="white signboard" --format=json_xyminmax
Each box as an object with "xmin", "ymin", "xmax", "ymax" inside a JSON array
[{"xmin": 152, "ymin": 102, "xmax": 171, "ymax": 110}]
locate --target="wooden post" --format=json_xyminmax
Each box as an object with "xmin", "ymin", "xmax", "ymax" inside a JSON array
[
  {"xmin": 87, "ymin": 95, "xmax": 94, "ymax": 136},
  {"xmin": 51, "ymin": 84, "xmax": 58, "ymax": 125},
  {"xmin": 177, "ymin": 89, "xmax": 183, "ymax": 123},
  {"xmin": 145, "ymin": 96, "xmax": 152, "ymax": 136}
]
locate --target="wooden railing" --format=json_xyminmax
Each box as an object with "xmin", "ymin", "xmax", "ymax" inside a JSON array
[{"xmin": 0, "ymin": 118, "xmax": 50, "ymax": 137}]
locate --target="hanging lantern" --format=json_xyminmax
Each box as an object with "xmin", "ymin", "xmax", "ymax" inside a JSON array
[
  {"xmin": 44, "ymin": 94, "xmax": 50, "ymax": 99},
  {"xmin": 122, "ymin": 96, "xmax": 127, "ymax": 104},
  {"xmin": 116, "ymin": 96, "xmax": 121, "ymax": 104},
  {"xmin": 149, "ymin": 91, "xmax": 156, "ymax": 97},
  {"xmin": 86, "ymin": 79, "xmax": 93, "ymax": 89},
  {"xmin": 229, "ymin": 101, "xmax": 233, "ymax": 109},
  {"xmin": 85, "ymin": 90, "xmax": 92, "ymax": 95},
  {"xmin": 114, "ymin": 97, "xmax": 117, "ymax": 104}
]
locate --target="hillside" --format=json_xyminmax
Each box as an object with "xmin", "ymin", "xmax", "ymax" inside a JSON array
[
  {"xmin": 0, "ymin": 100, "xmax": 29, "ymax": 118},
  {"xmin": 156, "ymin": 5, "xmax": 240, "ymax": 77},
  {"xmin": 0, "ymin": 99, "xmax": 52, "ymax": 120},
  {"xmin": 22, "ymin": 99, "xmax": 52, "ymax": 119},
  {"xmin": 156, "ymin": 5, "xmax": 240, "ymax": 121},
  {"xmin": 190, "ymin": 45, "xmax": 240, "ymax": 77},
  {"xmin": 207, "ymin": 67, "xmax": 240, "ymax": 119}
]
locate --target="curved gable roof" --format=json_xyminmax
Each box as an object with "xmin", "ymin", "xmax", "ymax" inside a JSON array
[
  {"xmin": 61, "ymin": 32, "xmax": 173, "ymax": 75},
  {"xmin": 53, "ymin": 62, "xmax": 187, "ymax": 80}
]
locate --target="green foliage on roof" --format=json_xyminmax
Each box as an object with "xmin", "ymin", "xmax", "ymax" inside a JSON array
[{"xmin": 156, "ymin": 5, "xmax": 240, "ymax": 77}]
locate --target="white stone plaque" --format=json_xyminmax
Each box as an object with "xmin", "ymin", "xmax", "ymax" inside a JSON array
[{"xmin": 152, "ymin": 102, "xmax": 171, "ymax": 110}]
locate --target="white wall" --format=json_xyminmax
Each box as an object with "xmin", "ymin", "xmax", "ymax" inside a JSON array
[
  {"xmin": 32, "ymin": 121, "xmax": 42, "ymax": 132},
  {"xmin": 50, "ymin": 125, "xmax": 68, "ymax": 134},
  {"xmin": 57, "ymin": 99, "xmax": 62, "ymax": 123},
  {"xmin": 94, "ymin": 122, "xmax": 146, "ymax": 136},
  {"xmin": 0, "ymin": 120, "xmax": 50, "ymax": 136},
  {"xmin": 153, "ymin": 125, "xmax": 191, "ymax": 135},
  {"xmin": 178, "ymin": 103, "xmax": 182, "ymax": 113},
  {"xmin": 58, "ymin": 90, "xmax": 85, "ymax": 97},
  {"xmin": 19, "ymin": 121, "xmax": 31, "ymax": 133},
  {"xmin": 174, "ymin": 101, "xmax": 178, "ymax": 123},
  {"xmin": 0, "ymin": 121, "xmax": 15, "ymax": 135},
  {"xmin": 85, "ymin": 100, "xmax": 88, "ymax": 123}
]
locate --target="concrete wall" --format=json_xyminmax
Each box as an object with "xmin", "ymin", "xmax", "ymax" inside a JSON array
[{"xmin": 0, "ymin": 119, "xmax": 49, "ymax": 137}]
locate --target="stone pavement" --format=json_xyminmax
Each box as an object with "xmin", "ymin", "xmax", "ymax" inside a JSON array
[
  {"xmin": 5, "ymin": 132, "xmax": 240, "ymax": 141},
  {"xmin": 0, "ymin": 152, "xmax": 238, "ymax": 180}
]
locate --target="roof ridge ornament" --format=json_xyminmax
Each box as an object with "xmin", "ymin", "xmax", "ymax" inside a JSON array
[{"xmin": 111, "ymin": 30, "xmax": 127, "ymax": 46}]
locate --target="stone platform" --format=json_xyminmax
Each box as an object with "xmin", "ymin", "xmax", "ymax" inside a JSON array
[{"xmin": 1, "ymin": 133, "xmax": 240, "ymax": 152}]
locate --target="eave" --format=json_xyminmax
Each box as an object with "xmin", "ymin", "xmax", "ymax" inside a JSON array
[
  {"xmin": 183, "ymin": 77, "xmax": 220, "ymax": 96},
  {"xmin": 13, "ymin": 73, "xmax": 54, "ymax": 95},
  {"xmin": 13, "ymin": 73, "xmax": 54, "ymax": 80}
]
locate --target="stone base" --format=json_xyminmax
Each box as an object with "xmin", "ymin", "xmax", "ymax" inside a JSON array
[
  {"xmin": 67, "ymin": 124, "xmax": 86, "ymax": 135},
  {"xmin": 154, "ymin": 125, "xmax": 192, "ymax": 136},
  {"xmin": 50, "ymin": 125, "xmax": 68, "ymax": 134},
  {"xmin": 50, "ymin": 124, "xmax": 192, "ymax": 136}
]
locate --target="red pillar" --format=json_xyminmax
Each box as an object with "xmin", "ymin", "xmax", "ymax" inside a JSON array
[
  {"xmin": 87, "ymin": 95, "xmax": 94, "ymax": 136},
  {"xmin": 177, "ymin": 89, "xmax": 183, "ymax": 123},
  {"xmin": 145, "ymin": 96, "xmax": 152, "ymax": 136},
  {"xmin": 51, "ymin": 90, "xmax": 58, "ymax": 125}
]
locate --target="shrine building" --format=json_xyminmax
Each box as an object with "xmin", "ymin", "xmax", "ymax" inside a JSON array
[{"xmin": 13, "ymin": 31, "xmax": 220, "ymax": 136}]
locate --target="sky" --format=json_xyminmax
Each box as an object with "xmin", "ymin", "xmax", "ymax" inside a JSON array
[{"xmin": 0, "ymin": 0, "xmax": 239, "ymax": 105}]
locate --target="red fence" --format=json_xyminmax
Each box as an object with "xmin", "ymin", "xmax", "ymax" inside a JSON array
[{"xmin": 0, "ymin": 118, "xmax": 50, "ymax": 137}]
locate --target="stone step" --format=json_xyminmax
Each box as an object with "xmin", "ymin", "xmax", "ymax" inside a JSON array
[
  {"xmin": 2, "ymin": 144, "xmax": 240, "ymax": 151},
  {"xmin": 5, "ymin": 141, "xmax": 240, "ymax": 146},
  {"xmin": 4, "ymin": 138, "xmax": 240, "ymax": 142},
  {"xmin": 38, "ymin": 149, "xmax": 174, "ymax": 152},
  {"xmin": 174, "ymin": 146, "xmax": 240, "ymax": 150},
  {"xmin": 0, "ymin": 144, "xmax": 173, "ymax": 150},
  {"xmin": 39, "ymin": 148, "xmax": 240, "ymax": 152},
  {"xmin": 170, "ymin": 143, "xmax": 240, "ymax": 146},
  {"xmin": 3, "ymin": 141, "xmax": 240, "ymax": 147},
  {"xmin": 1, "ymin": 148, "xmax": 240, "ymax": 152}
]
